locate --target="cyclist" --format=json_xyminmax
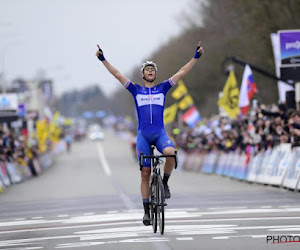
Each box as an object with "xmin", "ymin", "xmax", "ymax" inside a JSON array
[{"xmin": 96, "ymin": 41, "xmax": 204, "ymax": 226}]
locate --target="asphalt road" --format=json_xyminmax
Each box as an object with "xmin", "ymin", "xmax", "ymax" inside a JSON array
[{"xmin": 0, "ymin": 129, "xmax": 300, "ymax": 250}]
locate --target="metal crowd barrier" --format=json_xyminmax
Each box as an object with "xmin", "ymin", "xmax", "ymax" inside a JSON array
[{"xmin": 180, "ymin": 144, "xmax": 300, "ymax": 192}]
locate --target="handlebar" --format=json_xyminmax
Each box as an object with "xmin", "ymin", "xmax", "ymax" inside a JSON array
[{"xmin": 139, "ymin": 151, "xmax": 178, "ymax": 171}]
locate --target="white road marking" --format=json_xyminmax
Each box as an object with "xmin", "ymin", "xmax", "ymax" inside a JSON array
[
  {"xmin": 20, "ymin": 247, "xmax": 43, "ymax": 250},
  {"xmin": 207, "ymin": 207, "xmax": 248, "ymax": 210},
  {"xmin": 270, "ymin": 227, "xmax": 300, "ymax": 231},
  {"xmin": 176, "ymin": 237, "xmax": 194, "ymax": 241},
  {"xmin": 107, "ymin": 211, "xmax": 118, "ymax": 214},
  {"xmin": 0, "ymin": 235, "xmax": 80, "ymax": 247},
  {"xmin": 279, "ymin": 205, "xmax": 300, "ymax": 208},
  {"xmin": 2, "ymin": 215, "xmax": 300, "ymax": 236},
  {"xmin": 56, "ymin": 242, "xmax": 105, "ymax": 248},
  {"xmin": 97, "ymin": 142, "xmax": 137, "ymax": 213},
  {"xmin": 166, "ymin": 208, "xmax": 199, "ymax": 212},
  {"xmin": 57, "ymin": 215, "xmax": 69, "ymax": 218},
  {"xmin": 168, "ymin": 216, "xmax": 300, "ymax": 223},
  {"xmin": 1, "ymin": 207, "xmax": 300, "ymax": 247},
  {"xmin": 0, "ymin": 221, "xmax": 136, "ymax": 235},
  {"xmin": 96, "ymin": 143, "xmax": 112, "ymax": 176},
  {"xmin": 118, "ymin": 237, "xmax": 169, "ymax": 243},
  {"xmin": 192, "ymin": 207, "xmax": 300, "ymax": 216},
  {"xmin": 83, "ymin": 213, "xmax": 95, "ymax": 216},
  {"xmin": 213, "ymin": 236, "xmax": 230, "ymax": 239},
  {"xmin": 214, "ymin": 235, "xmax": 266, "ymax": 240},
  {"xmin": 0, "ymin": 219, "xmax": 57, "ymax": 227},
  {"xmin": 214, "ymin": 233, "xmax": 300, "ymax": 240}
]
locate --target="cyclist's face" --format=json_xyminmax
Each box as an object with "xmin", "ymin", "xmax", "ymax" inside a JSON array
[{"xmin": 143, "ymin": 66, "xmax": 156, "ymax": 81}]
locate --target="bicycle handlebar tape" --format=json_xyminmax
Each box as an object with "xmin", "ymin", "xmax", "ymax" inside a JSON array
[
  {"xmin": 97, "ymin": 48, "xmax": 106, "ymax": 61},
  {"xmin": 193, "ymin": 46, "xmax": 202, "ymax": 59}
]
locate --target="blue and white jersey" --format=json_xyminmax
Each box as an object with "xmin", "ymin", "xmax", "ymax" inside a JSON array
[{"xmin": 124, "ymin": 79, "xmax": 175, "ymax": 131}]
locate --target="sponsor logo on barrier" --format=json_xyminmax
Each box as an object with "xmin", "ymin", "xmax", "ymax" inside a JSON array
[{"xmin": 266, "ymin": 235, "xmax": 300, "ymax": 244}]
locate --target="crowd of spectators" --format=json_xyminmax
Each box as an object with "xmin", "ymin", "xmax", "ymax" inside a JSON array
[
  {"xmin": 171, "ymin": 103, "xmax": 300, "ymax": 158},
  {"xmin": 102, "ymin": 102, "xmax": 300, "ymax": 162},
  {"xmin": 0, "ymin": 127, "xmax": 40, "ymax": 177}
]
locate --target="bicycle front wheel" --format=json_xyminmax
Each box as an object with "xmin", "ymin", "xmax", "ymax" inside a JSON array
[{"xmin": 157, "ymin": 175, "xmax": 165, "ymax": 235}]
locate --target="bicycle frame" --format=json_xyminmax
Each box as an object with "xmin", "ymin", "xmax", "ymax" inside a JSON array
[{"xmin": 139, "ymin": 146, "xmax": 177, "ymax": 234}]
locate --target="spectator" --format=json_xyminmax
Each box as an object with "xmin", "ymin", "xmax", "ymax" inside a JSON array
[
  {"xmin": 260, "ymin": 103, "xmax": 289, "ymax": 123},
  {"xmin": 289, "ymin": 110, "xmax": 300, "ymax": 147}
]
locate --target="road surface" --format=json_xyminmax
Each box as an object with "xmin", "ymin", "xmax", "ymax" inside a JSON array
[{"xmin": 0, "ymin": 129, "xmax": 300, "ymax": 249}]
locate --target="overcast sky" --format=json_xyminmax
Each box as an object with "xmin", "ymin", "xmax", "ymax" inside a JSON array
[{"xmin": 0, "ymin": 0, "xmax": 197, "ymax": 97}]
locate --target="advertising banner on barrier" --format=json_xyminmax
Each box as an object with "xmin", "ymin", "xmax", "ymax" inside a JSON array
[
  {"xmin": 235, "ymin": 153, "xmax": 248, "ymax": 180},
  {"xmin": 183, "ymin": 152, "xmax": 194, "ymax": 171},
  {"xmin": 201, "ymin": 152, "xmax": 218, "ymax": 174},
  {"xmin": 223, "ymin": 152, "xmax": 235, "ymax": 177},
  {"xmin": 282, "ymin": 147, "xmax": 300, "ymax": 190},
  {"xmin": 263, "ymin": 146, "xmax": 283, "ymax": 184},
  {"xmin": 256, "ymin": 149, "xmax": 272, "ymax": 184},
  {"xmin": 201, "ymin": 154, "xmax": 209, "ymax": 174},
  {"xmin": 255, "ymin": 144, "xmax": 292, "ymax": 185},
  {"xmin": 268, "ymin": 144, "xmax": 291, "ymax": 186},
  {"xmin": 40, "ymin": 153, "xmax": 54, "ymax": 170},
  {"xmin": 197, "ymin": 153, "xmax": 206, "ymax": 172},
  {"xmin": 0, "ymin": 178, "xmax": 4, "ymax": 191},
  {"xmin": 15, "ymin": 164, "xmax": 31, "ymax": 181},
  {"xmin": 247, "ymin": 153, "xmax": 264, "ymax": 183},
  {"xmin": 215, "ymin": 153, "xmax": 227, "ymax": 175},
  {"xmin": 192, "ymin": 153, "xmax": 203, "ymax": 172},
  {"xmin": 5, "ymin": 163, "xmax": 22, "ymax": 184},
  {"xmin": 229, "ymin": 152, "xmax": 240, "ymax": 178},
  {"xmin": 297, "ymin": 167, "xmax": 300, "ymax": 190},
  {"xmin": 0, "ymin": 163, "xmax": 11, "ymax": 187},
  {"xmin": 53, "ymin": 140, "xmax": 67, "ymax": 154}
]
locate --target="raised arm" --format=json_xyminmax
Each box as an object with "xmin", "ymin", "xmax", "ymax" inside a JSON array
[
  {"xmin": 96, "ymin": 44, "xmax": 128, "ymax": 86},
  {"xmin": 171, "ymin": 41, "xmax": 204, "ymax": 84}
]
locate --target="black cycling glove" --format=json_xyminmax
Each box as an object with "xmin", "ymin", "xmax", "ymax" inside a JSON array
[
  {"xmin": 97, "ymin": 48, "xmax": 106, "ymax": 61},
  {"xmin": 193, "ymin": 46, "xmax": 202, "ymax": 59}
]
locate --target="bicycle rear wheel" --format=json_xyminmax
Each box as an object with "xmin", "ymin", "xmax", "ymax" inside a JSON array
[
  {"xmin": 150, "ymin": 177, "xmax": 157, "ymax": 233},
  {"xmin": 157, "ymin": 175, "xmax": 165, "ymax": 235}
]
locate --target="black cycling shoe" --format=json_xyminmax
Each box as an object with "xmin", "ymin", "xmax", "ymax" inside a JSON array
[
  {"xmin": 143, "ymin": 213, "xmax": 151, "ymax": 226},
  {"xmin": 164, "ymin": 184, "xmax": 171, "ymax": 199}
]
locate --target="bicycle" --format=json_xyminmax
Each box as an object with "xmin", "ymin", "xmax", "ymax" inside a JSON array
[{"xmin": 140, "ymin": 145, "xmax": 177, "ymax": 235}]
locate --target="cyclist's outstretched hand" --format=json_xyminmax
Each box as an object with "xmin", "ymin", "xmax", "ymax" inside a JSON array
[
  {"xmin": 96, "ymin": 44, "xmax": 105, "ymax": 61},
  {"xmin": 194, "ymin": 41, "xmax": 204, "ymax": 59}
]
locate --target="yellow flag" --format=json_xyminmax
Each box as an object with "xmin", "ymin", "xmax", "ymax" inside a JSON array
[
  {"xmin": 164, "ymin": 103, "xmax": 178, "ymax": 124},
  {"xmin": 64, "ymin": 118, "xmax": 73, "ymax": 126},
  {"xmin": 217, "ymin": 71, "xmax": 240, "ymax": 119},
  {"xmin": 178, "ymin": 95, "xmax": 194, "ymax": 110},
  {"xmin": 171, "ymin": 80, "xmax": 188, "ymax": 100},
  {"xmin": 36, "ymin": 119, "xmax": 49, "ymax": 153},
  {"xmin": 53, "ymin": 111, "xmax": 61, "ymax": 121}
]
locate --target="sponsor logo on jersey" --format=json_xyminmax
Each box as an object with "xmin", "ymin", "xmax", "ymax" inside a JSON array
[
  {"xmin": 152, "ymin": 87, "xmax": 159, "ymax": 93},
  {"xmin": 136, "ymin": 93, "xmax": 164, "ymax": 107}
]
